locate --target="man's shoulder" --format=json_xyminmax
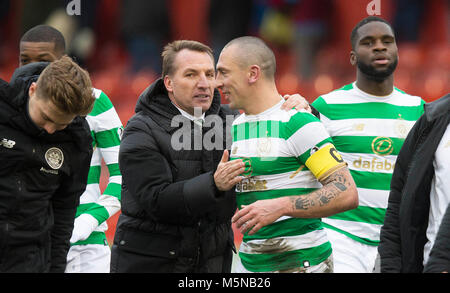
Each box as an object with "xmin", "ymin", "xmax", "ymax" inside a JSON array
[
  {"xmin": 122, "ymin": 110, "xmax": 163, "ymax": 138},
  {"xmin": 392, "ymin": 87, "xmax": 425, "ymax": 105},
  {"xmin": 313, "ymin": 83, "xmax": 425, "ymax": 109},
  {"xmin": 424, "ymin": 93, "xmax": 450, "ymax": 121},
  {"xmin": 232, "ymin": 108, "xmax": 319, "ymax": 133},
  {"xmin": 0, "ymin": 79, "xmax": 16, "ymax": 122},
  {"xmin": 126, "ymin": 111, "xmax": 152, "ymax": 127},
  {"xmin": 0, "ymin": 78, "xmax": 11, "ymax": 100},
  {"xmin": 285, "ymin": 110, "xmax": 322, "ymax": 134},
  {"xmin": 311, "ymin": 83, "xmax": 356, "ymax": 108}
]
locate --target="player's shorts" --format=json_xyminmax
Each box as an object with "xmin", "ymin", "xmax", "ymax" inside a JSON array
[
  {"xmin": 325, "ymin": 228, "xmax": 378, "ymax": 273},
  {"xmin": 65, "ymin": 244, "xmax": 111, "ymax": 273}
]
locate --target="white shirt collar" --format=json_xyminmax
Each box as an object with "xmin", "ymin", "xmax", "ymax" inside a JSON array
[{"xmin": 171, "ymin": 102, "xmax": 205, "ymax": 123}]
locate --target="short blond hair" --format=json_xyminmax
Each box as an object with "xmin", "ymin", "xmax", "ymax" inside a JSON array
[
  {"xmin": 161, "ymin": 40, "xmax": 214, "ymax": 77},
  {"xmin": 36, "ymin": 55, "xmax": 95, "ymax": 116}
]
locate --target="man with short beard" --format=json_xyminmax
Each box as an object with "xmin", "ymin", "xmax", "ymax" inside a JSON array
[{"xmin": 310, "ymin": 16, "xmax": 426, "ymax": 273}]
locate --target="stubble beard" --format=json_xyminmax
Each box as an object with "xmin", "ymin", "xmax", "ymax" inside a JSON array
[{"xmin": 357, "ymin": 58, "xmax": 398, "ymax": 82}]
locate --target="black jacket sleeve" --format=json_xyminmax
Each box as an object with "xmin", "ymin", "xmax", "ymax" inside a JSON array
[
  {"xmin": 424, "ymin": 203, "xmax": 450, "ymax": 273},
  {"xmin": 49, "ymin": 126, "xmax": 93, "ymax": 273},
  {"xmin": 119, "ymin": 116, "xmax": 226, "ymax": 225},
  {"xmin": 379, "ymin": 114, "xmax": 426, "ymax": 273}
]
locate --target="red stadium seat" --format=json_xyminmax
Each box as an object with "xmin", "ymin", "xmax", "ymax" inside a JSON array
[{"xmin": 397, "ymin": 43, "xmax": 424, "ymax": 71}]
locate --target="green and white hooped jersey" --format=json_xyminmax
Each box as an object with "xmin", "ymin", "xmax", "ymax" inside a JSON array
[
  {"xmin": 72, "ymin": 88, "xmax": 123, "ymax": 246},
  {"xmin": 312, "ymin": 82, "xmax": 425, "ymax": 246},
  {"xmin": 230, "ymin": 99, "xmax": 343, "ymax": 272}
]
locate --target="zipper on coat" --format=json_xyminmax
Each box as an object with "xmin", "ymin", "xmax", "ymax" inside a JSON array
[{"xmin": 196, "ymin": 220, "xmax": 201, "ymax": 267}]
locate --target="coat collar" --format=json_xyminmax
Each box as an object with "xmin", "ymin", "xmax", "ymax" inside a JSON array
[
  {"xmin": 424, "ymin": 93, "xmax": 450, "ymax": 122},
  {"xmin": 134, "ymin": 78, "xmax": 221, "ymax": 132}
]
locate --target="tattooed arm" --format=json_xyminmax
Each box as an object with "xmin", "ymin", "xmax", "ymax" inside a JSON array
[
  {"xmin": 232, "ymin": 166, "xmax": 358, "ymax": 235},
  {"xmin": 287, "ymin": 166, "xmax": 358, "ymax": 218}
]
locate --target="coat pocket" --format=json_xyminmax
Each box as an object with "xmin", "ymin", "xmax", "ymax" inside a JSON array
[
  {"xmin": 111, "ymin": 228, "xmax": 181, "ymax": 272},
  {"xmin": 117, "ymin": 228, "xmax": 180, "ymax": 259}
]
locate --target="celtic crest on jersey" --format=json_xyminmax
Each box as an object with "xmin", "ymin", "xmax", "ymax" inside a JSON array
[{"xmin": 45, "ymin": 147, "xmax": 64, "ymax": 170}]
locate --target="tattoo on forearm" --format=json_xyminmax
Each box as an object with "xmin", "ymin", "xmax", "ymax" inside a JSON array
[
  {"xmin": 319, "ymin": 193, "xmax": 331, "ymax": 205},
  {"xmin": 294, "ymin": 196, "xmax": 313, "ymax": 210},
  {"xmin": 334, "ymin": 182, "xmax": 347, "ymax": 191},
  {"xmin": 292, "ymin": 168, "xmax": 350, "ymax": 211},
  {"xmin": 329, "ymin": 170, "xmax": 349, "ymax": 191}
]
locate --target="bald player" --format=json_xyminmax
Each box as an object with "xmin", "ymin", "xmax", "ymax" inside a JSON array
[{"xmin": 216, "ymin": 36, "xmax": 358, "ymax": 273}]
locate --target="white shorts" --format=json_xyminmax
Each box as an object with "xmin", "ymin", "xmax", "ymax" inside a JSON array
[
  {"xmin": 325, "ymin": 228, "xmax": 378, "ymax": 273},
  {"xmin": 65, "ymin": 244, "xmax": 111, "ymax": 273}
]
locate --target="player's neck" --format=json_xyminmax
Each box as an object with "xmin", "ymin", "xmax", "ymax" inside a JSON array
[
  {"xmin": 356, "ymin": 73, "xmax": 394, "ymax": 96},
  {"xmin": 244, "ymin": 83, "xmax": 281, "ymax": 115}
]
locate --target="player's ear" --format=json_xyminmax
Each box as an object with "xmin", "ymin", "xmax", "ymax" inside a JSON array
[
  {"xmin": 164, "ymin": 75, "xmax": 173, "ymax": 93},
  {"xmin": 248, "ymin": 65, "xmax": 261, "ymax": 84},
  {"xmin": 350, "ymin": 51, "xmax": 357, "ymax": 66},
  {"xmin": 29, "ymin": 82, "xmax": 37, "ymax": 97}
]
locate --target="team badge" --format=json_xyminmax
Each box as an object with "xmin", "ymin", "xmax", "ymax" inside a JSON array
[
  {"xmin": 45, "ymin": 147, "xmax": 64, "ymax": 170},
  {"xmin": 257, "ymin": 137, "xmax": 272, "ymax": 156},
  {"xmin": 353, "ymin": 123, "xmax": 365, "ymax": 132},
  {"xmin": 395, "ymin": 114, "xmax": 411, "ymax": 138},
  {"xmin": 394, "ymin": 121, "xmax": 410, "ymax": 138}
]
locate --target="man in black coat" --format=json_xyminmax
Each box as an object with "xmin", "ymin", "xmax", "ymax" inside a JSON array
[
  {"xmin": 110, "ymin": 40, "xmax": 244, "ymax": 273},
  {"xmin": 379, "ymin": 93, "xmax": 450, "ymax": 273},
  {"xmin": 110, "ymin": 40, "xmax": 304, "ymax": 273},
  {"xmin": 0, "ymin": 57, "xmax": 95, "ymax": 272}
]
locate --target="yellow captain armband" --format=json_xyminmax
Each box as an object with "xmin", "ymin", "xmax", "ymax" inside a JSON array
[{"xmin": 305, "ymin": 143, "xmax": 347, "ymax": 181}]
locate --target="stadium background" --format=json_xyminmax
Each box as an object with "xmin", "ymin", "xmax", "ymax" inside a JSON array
[{"xmin": 0, "ymin": 0, "xmax": 448, "ymax": 249}]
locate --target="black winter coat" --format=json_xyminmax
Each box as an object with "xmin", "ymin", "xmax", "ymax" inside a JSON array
[
  {"xmin": 111, "ymin": 79, "xmax": 238, "ymax": 273},
  {"xmin": 424, "ymin": 203, "xmax": 450, "ymax": 273},
  {"xmin": 379, "ymin": 94, "xmax": 450, "ymax": 273},
  {"xmin": 0, "ymin": 63, "xmax": 93, "ymax": 272}
]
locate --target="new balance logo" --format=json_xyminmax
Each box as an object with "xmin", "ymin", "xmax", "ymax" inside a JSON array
[{"xmin": 1, "ymin": 138, "xmax": 16, "ymax": 149}]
